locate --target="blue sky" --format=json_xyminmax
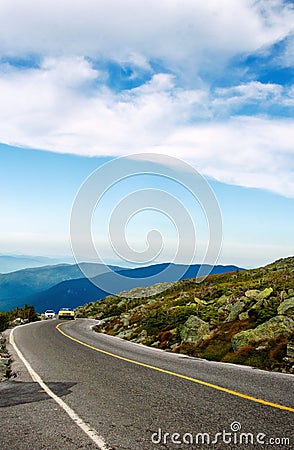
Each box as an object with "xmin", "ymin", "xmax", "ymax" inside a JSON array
[{"xmin": 0, "ymin": 0, "xmax": 293, "ymax": 269}]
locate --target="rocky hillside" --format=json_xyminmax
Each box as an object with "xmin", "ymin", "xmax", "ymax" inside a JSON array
[
  {"xmin": 0, "ymin": 332, "xmax": 10, "ymax": 381},
  {"xmin": 76, "ymin": 257, "xmax": 294, "ymax": 372}
]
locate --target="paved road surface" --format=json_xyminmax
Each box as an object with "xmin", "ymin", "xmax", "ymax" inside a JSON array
[{"xmin": 1, "ymin": 319, "xmax": 293, "ymax": 449}]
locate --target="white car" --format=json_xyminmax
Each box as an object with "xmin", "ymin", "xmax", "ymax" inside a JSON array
[{"xmin": 44, "ymin": 310, "xmax": 55, "ymax": 319}]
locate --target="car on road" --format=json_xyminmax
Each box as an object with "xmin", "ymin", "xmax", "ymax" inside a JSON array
[
  {"xmin": 44, "ymin": 310, "xmax": 55, "ymax": 319},
  {"xmin": 58, "ymin": 307, "xmax": 75, "ymax": 320}
]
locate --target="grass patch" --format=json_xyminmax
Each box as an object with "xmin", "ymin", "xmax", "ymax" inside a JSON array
[{"xmin": 222, "ymin": 336, "xmax": 291, "ymax": 370}]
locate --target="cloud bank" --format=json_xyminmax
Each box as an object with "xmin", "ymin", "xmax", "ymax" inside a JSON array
[{"xmin": 0, "ymin": 0, "xmax": 293, "ymax": 196}]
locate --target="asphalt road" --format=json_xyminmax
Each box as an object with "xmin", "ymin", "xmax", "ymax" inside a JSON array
[{"xmin": 1, "ymin": 319, "xmax": 293, "ymax": 449}]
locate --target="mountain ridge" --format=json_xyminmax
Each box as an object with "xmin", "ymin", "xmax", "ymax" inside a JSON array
[
  {"xmin": 0, "ymin": 262, "xmax": 123, "ymax": 311},
  {"xmin": 0, "ymin": 262, "xmax": 243, "ymax": 312},
  {"xmin": 0, "ymin": 254, "xmax": 74, "ymax": 273}
]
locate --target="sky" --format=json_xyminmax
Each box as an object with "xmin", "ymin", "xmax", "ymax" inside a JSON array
[{"xmin": 0, "ymin": 0, "xmax": 293, "ymax": 269}]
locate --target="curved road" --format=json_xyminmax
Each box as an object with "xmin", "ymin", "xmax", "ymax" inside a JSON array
[{"xmin": 1, "ymin": 319, "xmax": 293, "ymax": 449}]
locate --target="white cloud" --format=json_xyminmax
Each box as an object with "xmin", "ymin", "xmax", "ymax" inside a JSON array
[
  {"xmin": 0, "ymin": 1, "xmax": 293, "ymax": 198},
  {"xmin": 0, "ymin": 57, "xmax": 293, "ymax": 197},
  {"xmin": 212, "ymin": 81, "xmax": 292, "ymax": 114},
  {"xmin": 284, "ymin": 85, "xmax": 294, "ymax": 105},
  {"xmin": 0, "ymin": 0, "xmax": 293, "ymax": 76},
  {"xmin": 283, "ymin": 34, "xmax": 294, "ymax": 66},
  {"xmin": 165, "ymin": 117, "xmax": 294, "ymax": 197},
  {"xmin": 216, "ymin": 81, "xmax": 283, "ymax": 103}
]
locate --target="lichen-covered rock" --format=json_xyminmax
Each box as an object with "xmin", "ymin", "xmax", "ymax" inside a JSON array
[
  {"xmin": 245, "ymin": 288, "xmax": 274, "ymax": 313},
  {"xmin": 232, "ymin": 316, "xmax": 294, "ymax": 351},
  {"xmin": 121, "ymin": 313, "xmax": 131, "ymax": 327},
  {"xmin": 250, "ymin": 298, "xmax": 265, "ymax": 311},
  {"xmin": 132, "ymin": 329, "xmax": 148, "ymax": 343},
  {"xmin": 245, "ymin": 289, "xmax": 261, "ymax": 299},
  {"xmin": 218, "ymin": 295, "xmax": 230, "ymax": 304},
  {"xmin": 277, "ymin": 297, "xmax": 294, "ymax": 319},
  {"xmin": 239, "ymin": 311, "xmax": 250, "ymax": 321},
  {"xmin": 180, "ymin": 316, "xmax": 211, "ymax": 344},
  {"xmin": 287, "ymin": 343, "xmax": 294, "ymax": 358},
  {"xmin": 116, "ymin": 328, "xmax": 135, "ymax": 339},
  {"xmin": 261, "ymin": 287, "xmax": 274, "ymax": 298},
  {"xmin": 194, "ymin": 297, "xmax": 207, "ymax": 305},
  {"xmin": 218, "ymin": 304, "xmax": 233, "ymax": 317},
  {"xmin": 245, "ymin": 287, "xmax": 273, "ymax": 300},
  {"xmin": 225, "ymin": 301, "xmax": 245, "ymax": 322}
]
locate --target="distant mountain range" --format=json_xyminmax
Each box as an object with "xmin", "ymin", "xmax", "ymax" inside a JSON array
[
  {"xmin": 0, "ymin": 261, "xmax": 243, "ymax": 313},
  {"xmin": 0, "ymin": 254, "xmax": 74, "ymax": 273},
  {"xmin": 0, "ymin": 262, "xmax": 123, "ymax": 311}
]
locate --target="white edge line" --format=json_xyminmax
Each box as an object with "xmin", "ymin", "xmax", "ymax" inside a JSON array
[{"xmin": 9, "ymin": 327, "xmax": 109, "ymax": 450}]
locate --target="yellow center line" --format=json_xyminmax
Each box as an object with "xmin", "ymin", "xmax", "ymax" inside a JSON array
[{"xmin": 56, "ymin": 323, "xmax": 294, "ymax": 413}]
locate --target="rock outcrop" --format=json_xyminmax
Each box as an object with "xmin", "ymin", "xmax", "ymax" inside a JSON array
[
  {"xmin": 232, "ymin": 316, "xmax": 294, "ymax": 351},
  {"xmin": 277, "ymin": 297, "xmax": 294, "ymax": 318},
  {"xmin": 180, "ymin": 316, "xmax": 211, "ymax": 344},
  {"xmin": 225, "ymin": 300, "xmax": 245, "ymax": 322},
  {"xmin": 245, "ymin": 287, "xmax": 273, "ymax": 300}
]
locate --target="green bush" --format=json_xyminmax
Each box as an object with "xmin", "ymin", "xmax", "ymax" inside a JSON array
[
  {"xmin": 0, "ymin": 312, "xmax": 9, "ymax": 332},
  {"xmin": 142, "ymin": 309, "xmax": 168, "ymax": 335},
  {"xmin": 8, "ymin": 304, "xmax": 39, "ymax": 322}
]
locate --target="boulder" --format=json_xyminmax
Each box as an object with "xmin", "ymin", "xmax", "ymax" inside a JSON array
[
  {"xmin": 180, "ymin": 316, "xmax": 211, "ymax": 344},
  {"xmin": 218, "ymin": 304, "xmax": 233, "ymax": 316},
  {"xmin": 245, "ymin": 288, "xmax": 274, "ymax": 313},
  {"xmin": 0, "ymin": 357, "xmax": 10, "ymax": 367},
  {"xmin": 117, "ymin": 328, "xmax": 135, "ymax": 339},
  {"xmin": 232, "ymin": 315, "xmax": 294, "ymax": 351},
  {"xmin": 194, "ymin": 297, "xmax": 207, "ymax": 305},
  {"xmin": 225, "ymin": 301, "xmax": 245, "ymax": 322},
  {"xmin": 286, "ymin": 343, "xmax": 294, "ymax": 358},
  {"xmin": 132, "ymin": 329, "xmax": 148, "ymax": 343},
  {"xmin": 277, "ymin": 297, "xmax": 294, "ymax": 319},
  {"xmin": 239, "ymin": 311, "xmax": 250, "ymax": 321},
  {"xmin": 250, "ymin": 298, "xmax": 265, "ymax": 312},
  {"xmin": 121, "ymin": 313, "xmax": 131, "ymax": 327},
  {"xmin": 218, "ymin": 295, "xmax": 230, "ymax": 304},
  {"xmin": 0, "ymin": 356, "xmax": 10, "ymax": 381},
  {"xmin": 245, "ymin": 289, "xmax": 262, "ymax": 299},
  {"xmin": 245, "ymin": 287, "xmax": 273, "ymax": 300}
]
